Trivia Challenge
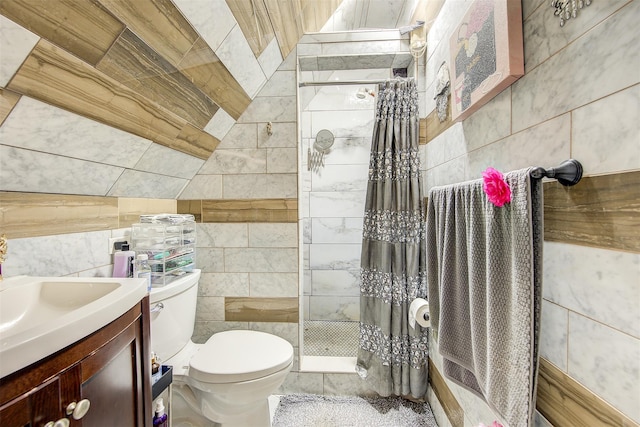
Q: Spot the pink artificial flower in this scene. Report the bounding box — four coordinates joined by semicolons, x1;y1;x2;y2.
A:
482;167;511;207
490;422;504;427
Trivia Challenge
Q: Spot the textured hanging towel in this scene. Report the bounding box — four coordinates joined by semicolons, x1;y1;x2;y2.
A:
426;168;542;427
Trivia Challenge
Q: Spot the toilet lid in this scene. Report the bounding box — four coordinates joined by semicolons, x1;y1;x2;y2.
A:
189;330;294;384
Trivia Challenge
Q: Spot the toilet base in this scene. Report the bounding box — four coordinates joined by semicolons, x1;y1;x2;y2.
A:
209;400;270;427
173;383;273;427
172;384;216;427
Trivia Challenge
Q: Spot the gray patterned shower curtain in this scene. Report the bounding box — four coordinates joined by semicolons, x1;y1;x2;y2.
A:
355;78;429;399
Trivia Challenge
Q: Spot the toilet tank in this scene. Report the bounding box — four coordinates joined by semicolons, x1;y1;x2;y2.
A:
149;269;201;361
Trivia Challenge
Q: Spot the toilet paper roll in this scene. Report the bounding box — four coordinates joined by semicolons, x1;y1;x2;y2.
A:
409;298;431;329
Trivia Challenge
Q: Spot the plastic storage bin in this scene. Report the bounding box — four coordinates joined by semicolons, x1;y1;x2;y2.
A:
131;214;196;287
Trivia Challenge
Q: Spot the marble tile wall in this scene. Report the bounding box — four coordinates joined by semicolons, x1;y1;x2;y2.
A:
193;223;298;378
4;227;130;278
175;50;302;370
192;221;298;339
423;0;640;425
179;50;297;200
173;0;289;99
0;96;204;198
0;15;38;87
297;33;411;79
1;195;178;276
1;0;328;202
0;0;421;402
0;14;212;199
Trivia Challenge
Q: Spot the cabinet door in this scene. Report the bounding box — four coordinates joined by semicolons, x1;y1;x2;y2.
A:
0;392;30;427
79;319;145;427
0;376;70;427
0;299;151;427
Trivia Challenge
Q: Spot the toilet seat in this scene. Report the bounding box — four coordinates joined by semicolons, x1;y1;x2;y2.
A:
189;330;293;384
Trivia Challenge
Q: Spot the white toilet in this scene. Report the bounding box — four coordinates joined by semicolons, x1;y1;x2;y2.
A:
149;269;294;426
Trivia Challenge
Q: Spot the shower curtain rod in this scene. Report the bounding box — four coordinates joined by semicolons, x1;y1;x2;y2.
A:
298;79;390;87
529;159;583;186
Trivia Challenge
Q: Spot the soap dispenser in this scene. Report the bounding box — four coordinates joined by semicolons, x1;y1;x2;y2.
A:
153;398;168;427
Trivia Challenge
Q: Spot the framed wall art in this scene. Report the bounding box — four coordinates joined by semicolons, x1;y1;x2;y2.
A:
450;0;524;122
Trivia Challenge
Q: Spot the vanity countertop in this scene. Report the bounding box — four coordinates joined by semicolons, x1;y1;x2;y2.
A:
0;275;147;378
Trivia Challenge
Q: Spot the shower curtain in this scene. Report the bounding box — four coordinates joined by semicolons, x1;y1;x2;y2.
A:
356;78;429;399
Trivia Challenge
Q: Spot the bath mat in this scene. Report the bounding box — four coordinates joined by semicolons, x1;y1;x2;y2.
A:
272;394;438;427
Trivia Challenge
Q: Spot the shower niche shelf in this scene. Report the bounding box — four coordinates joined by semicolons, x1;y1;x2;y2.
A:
131;214;196;287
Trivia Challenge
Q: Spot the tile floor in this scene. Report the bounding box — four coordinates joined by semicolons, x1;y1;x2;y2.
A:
303;320;359;357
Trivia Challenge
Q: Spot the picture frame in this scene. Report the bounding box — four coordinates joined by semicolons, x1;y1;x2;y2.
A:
450;0;524;122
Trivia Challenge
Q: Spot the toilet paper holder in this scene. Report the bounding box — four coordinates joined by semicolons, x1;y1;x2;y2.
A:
409;298;431;328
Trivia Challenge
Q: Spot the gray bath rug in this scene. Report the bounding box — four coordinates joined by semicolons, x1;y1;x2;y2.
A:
272;394;438;427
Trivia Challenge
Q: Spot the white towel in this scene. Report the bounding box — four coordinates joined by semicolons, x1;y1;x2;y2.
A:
426;168;543;427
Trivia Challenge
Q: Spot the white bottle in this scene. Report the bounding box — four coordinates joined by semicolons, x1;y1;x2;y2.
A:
135;254;152;292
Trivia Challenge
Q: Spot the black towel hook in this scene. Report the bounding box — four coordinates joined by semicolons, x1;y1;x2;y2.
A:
530;159;583;186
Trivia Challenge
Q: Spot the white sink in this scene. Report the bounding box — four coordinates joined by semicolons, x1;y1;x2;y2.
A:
0;275;147;378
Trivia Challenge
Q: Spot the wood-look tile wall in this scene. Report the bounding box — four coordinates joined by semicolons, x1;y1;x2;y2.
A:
117;198;179;228
0;0;341;160
0;192;176;239
226;0;276;58
544;171;640;253
178;199;298;223
2;0;220;158
0;0;125;66
264;0;341;58
0;89;20;126
421;100;453;145
0;192;118;239
419;116;427;145
428;359;464;427
96;28;220;128
430;356;638;427
9;39;218;160
97;0;200;65
178;38;251;121
0;193;299;238
225;297;298;323
182;199;298;325
537;358;637;427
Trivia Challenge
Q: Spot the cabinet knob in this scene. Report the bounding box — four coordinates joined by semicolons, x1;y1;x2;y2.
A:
66;398;91;420
44;418;70;427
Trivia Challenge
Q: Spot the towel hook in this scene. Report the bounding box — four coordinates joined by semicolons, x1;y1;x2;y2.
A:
530;159;583;186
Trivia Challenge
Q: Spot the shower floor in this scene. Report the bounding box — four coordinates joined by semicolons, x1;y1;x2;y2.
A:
303;320;359;357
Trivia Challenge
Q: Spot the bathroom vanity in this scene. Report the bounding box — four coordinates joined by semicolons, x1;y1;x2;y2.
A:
0;296;152;426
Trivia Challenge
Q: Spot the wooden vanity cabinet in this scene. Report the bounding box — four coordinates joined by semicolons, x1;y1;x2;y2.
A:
0;296;152;427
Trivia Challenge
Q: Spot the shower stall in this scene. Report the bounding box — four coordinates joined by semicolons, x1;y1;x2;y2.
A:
296;30;414;363
300;75;376;358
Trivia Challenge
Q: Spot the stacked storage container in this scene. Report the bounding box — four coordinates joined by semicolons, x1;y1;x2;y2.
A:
131;214;196;287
